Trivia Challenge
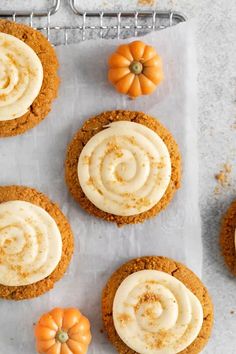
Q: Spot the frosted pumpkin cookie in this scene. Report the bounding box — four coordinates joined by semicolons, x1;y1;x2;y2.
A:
102;256;214;354
0;185;74;300
220;199;236;275
65;110;181;226
0;20;59;137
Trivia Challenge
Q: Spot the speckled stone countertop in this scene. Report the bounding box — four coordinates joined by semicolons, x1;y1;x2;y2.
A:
1;0;236;353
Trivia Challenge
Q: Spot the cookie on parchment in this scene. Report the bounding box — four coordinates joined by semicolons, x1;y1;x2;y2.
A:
220;199;236;275
65;110;181;226
102;256;214;354
0;20;59;137
0;185;74;300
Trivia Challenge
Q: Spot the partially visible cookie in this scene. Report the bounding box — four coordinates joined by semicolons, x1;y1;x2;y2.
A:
0;185;74;300
102;256;214;354
0;20;59;137
220;200;236;275
65;110;181;226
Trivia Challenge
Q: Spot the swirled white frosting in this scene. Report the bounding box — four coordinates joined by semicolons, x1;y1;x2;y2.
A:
0;201;62;286
77;121;171;216
0;32;43;121
113;270;203;354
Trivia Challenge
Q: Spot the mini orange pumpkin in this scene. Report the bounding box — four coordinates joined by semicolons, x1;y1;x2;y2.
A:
35;307;92;354
108;40;164;98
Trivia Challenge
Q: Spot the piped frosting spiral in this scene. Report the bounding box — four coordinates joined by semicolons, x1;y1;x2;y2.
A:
113;270;203;354
77;121;171;216
0;201;62;286
0;32;43;121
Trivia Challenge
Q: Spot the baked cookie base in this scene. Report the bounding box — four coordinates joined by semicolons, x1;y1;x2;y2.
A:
65;110;181;226
102;256;214;354
0;185;74;300
0;20;59;137
220;200;236;275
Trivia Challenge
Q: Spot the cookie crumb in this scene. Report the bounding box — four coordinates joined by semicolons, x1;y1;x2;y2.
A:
117;313;133;326
214;185;221;195
138;0;156;5
230;122;236;130
215;163;232;187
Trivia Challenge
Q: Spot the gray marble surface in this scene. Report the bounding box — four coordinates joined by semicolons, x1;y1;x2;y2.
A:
1;0;236;353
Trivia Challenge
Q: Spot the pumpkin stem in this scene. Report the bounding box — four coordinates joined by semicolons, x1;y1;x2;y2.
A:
130;61;143;75
56;330;69;344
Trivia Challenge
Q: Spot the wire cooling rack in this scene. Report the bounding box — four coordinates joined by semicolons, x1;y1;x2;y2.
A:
0;0;187;44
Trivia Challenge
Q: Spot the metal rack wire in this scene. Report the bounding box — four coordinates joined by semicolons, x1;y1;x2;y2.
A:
0;0;187;44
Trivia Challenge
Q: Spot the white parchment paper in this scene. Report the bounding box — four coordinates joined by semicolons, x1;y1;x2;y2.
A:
0;21;201;354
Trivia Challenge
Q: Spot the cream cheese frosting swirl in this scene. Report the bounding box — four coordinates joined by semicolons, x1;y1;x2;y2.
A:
0;201;62;286
77;121;171;216
113;270;203;354
0;32;43;121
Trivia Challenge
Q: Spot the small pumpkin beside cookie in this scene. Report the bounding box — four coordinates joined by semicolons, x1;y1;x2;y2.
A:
35;307;92;354
108;40;164;98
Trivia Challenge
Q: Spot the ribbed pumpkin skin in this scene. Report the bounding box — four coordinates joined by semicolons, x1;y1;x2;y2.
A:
108;40;164;98
35;307;92;354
